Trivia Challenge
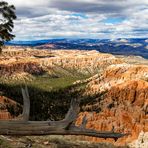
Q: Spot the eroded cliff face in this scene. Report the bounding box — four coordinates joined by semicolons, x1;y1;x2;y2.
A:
0;48;123;80
0;62;44;76
85;64;148;94
77;64;148;145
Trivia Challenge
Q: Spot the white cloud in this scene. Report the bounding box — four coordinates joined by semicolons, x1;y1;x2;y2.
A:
5;0;50;7
3;0;148;40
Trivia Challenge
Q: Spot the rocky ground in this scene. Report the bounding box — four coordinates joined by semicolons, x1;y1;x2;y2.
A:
0;135;129;148
0;46;147;147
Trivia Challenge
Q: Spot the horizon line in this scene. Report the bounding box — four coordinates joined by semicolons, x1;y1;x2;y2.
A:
7;37;148;42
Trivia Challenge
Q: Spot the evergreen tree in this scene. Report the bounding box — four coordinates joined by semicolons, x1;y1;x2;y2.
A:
0;1;16;52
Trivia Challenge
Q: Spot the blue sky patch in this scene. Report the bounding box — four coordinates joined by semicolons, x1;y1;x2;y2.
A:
103;18;124;24
71;13;88;19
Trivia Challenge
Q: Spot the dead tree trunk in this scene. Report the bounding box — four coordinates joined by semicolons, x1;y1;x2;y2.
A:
0;87;129;140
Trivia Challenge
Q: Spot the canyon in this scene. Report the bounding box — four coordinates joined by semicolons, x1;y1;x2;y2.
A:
0;46;148;147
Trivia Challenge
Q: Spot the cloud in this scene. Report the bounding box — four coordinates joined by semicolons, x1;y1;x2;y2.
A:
50;0;125;14
3;0;148;40
5;0;51;18
4;0;50;7
50;0;148;16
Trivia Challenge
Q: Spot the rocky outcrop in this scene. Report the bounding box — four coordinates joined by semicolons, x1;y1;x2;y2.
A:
0;48;123;80
0;62;45;81
77;64;148;145
0;62;44;75
38;50;123;76
128;131;148;148
0;96;21;120
85;64;148;95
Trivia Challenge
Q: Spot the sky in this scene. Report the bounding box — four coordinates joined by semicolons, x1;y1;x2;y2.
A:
4;0;148;40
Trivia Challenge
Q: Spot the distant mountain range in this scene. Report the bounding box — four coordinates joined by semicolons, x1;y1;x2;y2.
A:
6;38;148;59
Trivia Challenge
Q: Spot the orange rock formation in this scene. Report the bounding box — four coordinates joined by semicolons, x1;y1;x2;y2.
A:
77;64;148;145
0;47;148;146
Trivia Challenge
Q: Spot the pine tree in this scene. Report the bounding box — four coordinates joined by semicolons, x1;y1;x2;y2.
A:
0;1;16;52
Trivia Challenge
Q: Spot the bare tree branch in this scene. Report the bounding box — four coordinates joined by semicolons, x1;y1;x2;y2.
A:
0;86;129;140
0;120;129;139
21;86;30;121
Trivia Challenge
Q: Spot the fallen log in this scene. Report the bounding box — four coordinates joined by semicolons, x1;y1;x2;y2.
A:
0;86;129;139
